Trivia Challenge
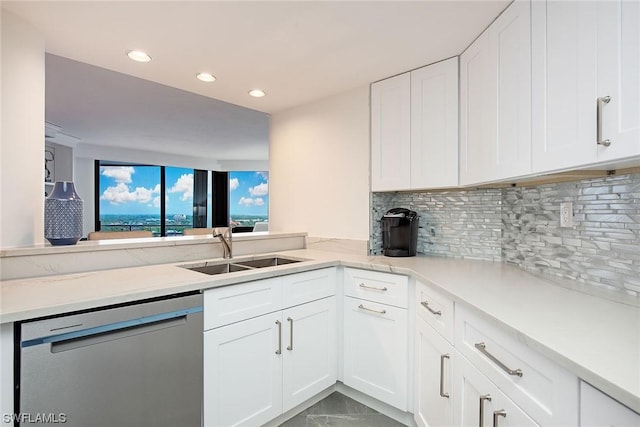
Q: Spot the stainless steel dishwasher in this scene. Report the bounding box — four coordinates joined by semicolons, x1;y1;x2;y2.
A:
17;292;203;427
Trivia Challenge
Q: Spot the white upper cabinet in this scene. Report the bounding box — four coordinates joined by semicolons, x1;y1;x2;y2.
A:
596;0;640;162
411;58;459;189
371;58;459;191
460;0;531;185
532;0;640;172
371;73;411;191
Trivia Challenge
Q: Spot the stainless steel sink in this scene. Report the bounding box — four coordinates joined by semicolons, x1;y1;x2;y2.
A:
181;256;303;276
183;262;251;275
233;257;301;269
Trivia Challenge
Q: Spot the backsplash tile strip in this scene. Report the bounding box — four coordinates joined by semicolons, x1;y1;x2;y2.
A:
371;173;640;297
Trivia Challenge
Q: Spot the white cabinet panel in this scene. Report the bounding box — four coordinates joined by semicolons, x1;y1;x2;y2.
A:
204;277;282;330
414;318;455;427
455;353;540;427
455;304;578;426
580;381;640;427
532;0;598;171
411;57;459;189
204;312;283;427
371;73;411;191
596;0;640;162
343;267;408;308
282;297;337;412
343;296;408;410
491;0;531;179
281;267;336;308
532;0;640;172
461;0;531;185
460;30;494;185
415;280;454;344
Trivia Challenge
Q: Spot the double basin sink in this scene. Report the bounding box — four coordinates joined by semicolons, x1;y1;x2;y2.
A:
181;256;303;276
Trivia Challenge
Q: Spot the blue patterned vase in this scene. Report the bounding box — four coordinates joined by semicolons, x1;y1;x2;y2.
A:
45;181;83;245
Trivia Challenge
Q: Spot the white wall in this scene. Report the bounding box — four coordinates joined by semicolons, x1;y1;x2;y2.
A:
0;10;45;248
269;86;370;240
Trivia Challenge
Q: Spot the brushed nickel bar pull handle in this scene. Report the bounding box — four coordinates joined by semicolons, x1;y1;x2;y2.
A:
439;354;450;398
475;342;523;377
286;317;293;351
493;410;507;427
359;283;388;292
275;320;282;355
597;96;611;147
479;394;492;427
421;300;442;316
358;304;386;315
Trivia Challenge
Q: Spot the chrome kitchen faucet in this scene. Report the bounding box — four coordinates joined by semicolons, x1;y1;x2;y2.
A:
213;227;233;259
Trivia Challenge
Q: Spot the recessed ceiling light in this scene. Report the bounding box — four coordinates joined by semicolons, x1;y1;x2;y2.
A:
127;50;152;63
196;73;216;83
248;89;266;98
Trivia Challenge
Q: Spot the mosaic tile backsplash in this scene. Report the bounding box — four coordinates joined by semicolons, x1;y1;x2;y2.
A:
371;173;640;296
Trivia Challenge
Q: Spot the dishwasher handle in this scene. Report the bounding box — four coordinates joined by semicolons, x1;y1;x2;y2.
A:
22;306;203;353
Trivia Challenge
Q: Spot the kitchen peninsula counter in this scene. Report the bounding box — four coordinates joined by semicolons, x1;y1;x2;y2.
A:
1;247;638;414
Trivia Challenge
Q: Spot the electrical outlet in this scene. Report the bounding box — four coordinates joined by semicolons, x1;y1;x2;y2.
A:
560;202;573;227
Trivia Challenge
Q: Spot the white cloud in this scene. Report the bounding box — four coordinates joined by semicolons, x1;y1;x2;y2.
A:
168;173;193;201
249;182;268;197
101;166;135;184
238;197;264;207
101;182;160;205
229;178;239;191
255;171;269;180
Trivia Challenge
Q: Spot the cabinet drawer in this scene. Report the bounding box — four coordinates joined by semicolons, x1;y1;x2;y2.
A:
282;267;336;308
455;304;578;426
343;267;408;308
415;280;454;343
204;277;282;330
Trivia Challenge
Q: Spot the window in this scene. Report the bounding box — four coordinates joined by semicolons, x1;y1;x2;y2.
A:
97;163;162;235
229;171;269;230
96;162;268;236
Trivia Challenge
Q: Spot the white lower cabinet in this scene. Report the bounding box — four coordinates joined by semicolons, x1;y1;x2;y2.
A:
343;296;408;411
204;311;283;427
204;296;336;427
282;297;337;411
203;268;337;427
580;381;640;427
414;317;455;427
455;353;539;427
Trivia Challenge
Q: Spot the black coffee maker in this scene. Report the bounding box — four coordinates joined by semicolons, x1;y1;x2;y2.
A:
381;208;419;257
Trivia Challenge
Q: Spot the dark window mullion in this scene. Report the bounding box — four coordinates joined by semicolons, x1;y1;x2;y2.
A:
160;166;166;237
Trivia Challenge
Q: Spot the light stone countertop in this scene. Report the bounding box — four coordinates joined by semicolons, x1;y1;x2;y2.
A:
1;248;638;413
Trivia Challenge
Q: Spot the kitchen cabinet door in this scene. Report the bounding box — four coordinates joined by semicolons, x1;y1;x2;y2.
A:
343;296;408;410
460;29;494;185
460;0;531;185
454;353;539;427
203;312;283;427
595;0;640;163
532;1;599;172
371;73;411;191
414;318;455;427
410;57;459;189
282;297;337;412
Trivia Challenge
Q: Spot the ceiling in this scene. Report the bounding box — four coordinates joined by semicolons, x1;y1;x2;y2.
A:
3;0;509;160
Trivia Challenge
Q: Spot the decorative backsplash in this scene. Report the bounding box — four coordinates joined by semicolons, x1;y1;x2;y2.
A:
371;172;640;297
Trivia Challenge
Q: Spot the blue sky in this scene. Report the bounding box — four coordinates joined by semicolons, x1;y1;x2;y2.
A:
99;166;267;217
229;171;269;217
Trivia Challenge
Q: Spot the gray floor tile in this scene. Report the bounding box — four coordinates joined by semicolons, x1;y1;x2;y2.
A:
279;392;406;427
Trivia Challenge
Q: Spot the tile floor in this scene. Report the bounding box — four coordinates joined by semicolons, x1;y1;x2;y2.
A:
279;392;407;427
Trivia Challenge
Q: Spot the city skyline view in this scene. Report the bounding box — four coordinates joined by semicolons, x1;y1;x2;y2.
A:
99;165;269;220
